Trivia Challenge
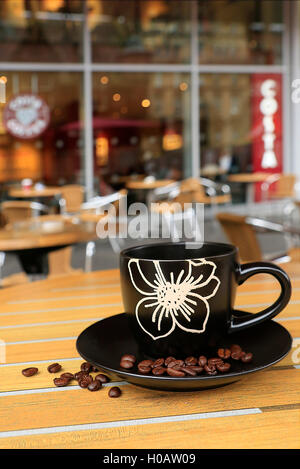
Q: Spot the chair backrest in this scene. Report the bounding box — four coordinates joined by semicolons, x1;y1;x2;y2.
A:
276;174;296;197
1;201;48;225
175;178;207;204
60;185;84;213
216;212;263;262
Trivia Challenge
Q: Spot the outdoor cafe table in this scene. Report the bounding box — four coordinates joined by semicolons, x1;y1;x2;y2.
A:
126;179;175;206
8;186;62;199
0;258;299;449
0;215;96;276
228;173;272;204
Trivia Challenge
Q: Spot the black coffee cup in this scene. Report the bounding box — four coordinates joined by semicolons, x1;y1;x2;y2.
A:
120;241;291;357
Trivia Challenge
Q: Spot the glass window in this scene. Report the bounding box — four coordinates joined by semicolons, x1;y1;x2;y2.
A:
90;0;191;64
0;0;84;63
92;72;191;193
200;73;283;189
198;0;283;65
0;71;84;184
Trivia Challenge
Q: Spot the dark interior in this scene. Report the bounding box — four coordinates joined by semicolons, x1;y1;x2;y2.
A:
121;242;235;260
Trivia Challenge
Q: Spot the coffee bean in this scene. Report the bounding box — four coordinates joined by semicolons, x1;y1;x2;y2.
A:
87;379;102;391
217;348;231;359
95;374;110;384
120;359;134;369
182;366;197;376
120;354;136;363
152;366;166;375
47;363;62;373
231;350;242;360
241;352;253;363
53;377;70;387
198;356;207;367
167;359;184;368
137;364;151;374
108;386;121;398
189;366;204;374
138;359;153;367
167;367;185;377
204;364;217;375
216;362;231;373
81;362;92;373
92;366;99;372
22;367;38;377
152;358;164;368
60;373;74;380
74;371;88;381
78;374;93;388
231;344;242;353
185;356;197;366
165;356;176;366
208;357;223;366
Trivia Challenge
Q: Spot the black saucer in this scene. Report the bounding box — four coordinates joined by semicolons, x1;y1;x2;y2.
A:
76;311;292;391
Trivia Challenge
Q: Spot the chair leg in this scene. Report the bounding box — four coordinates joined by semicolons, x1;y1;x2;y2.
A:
0;252;5;288
85;241;96;272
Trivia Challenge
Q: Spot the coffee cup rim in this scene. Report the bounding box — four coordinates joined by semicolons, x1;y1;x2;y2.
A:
120;241;238;262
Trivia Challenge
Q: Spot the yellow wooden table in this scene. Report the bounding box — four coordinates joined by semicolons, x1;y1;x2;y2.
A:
0;260;299;449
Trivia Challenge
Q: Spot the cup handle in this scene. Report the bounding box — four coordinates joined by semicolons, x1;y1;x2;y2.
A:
229;262;291;333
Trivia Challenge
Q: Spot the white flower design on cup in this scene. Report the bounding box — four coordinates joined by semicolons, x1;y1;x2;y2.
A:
128;258;220;340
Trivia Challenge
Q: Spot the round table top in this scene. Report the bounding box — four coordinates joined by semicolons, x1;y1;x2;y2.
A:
0;215;96;251
8;186;62;198
227;173;272;183
126;179;175;190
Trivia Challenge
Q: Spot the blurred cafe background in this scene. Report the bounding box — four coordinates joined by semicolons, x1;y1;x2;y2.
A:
0;0;300;284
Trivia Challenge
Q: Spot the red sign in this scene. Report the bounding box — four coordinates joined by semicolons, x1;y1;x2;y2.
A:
3;93;50;139
251;74;282;200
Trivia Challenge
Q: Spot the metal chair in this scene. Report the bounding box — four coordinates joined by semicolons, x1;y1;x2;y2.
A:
1;201;49;224
59;185;85;214
80;190;128;269
216;212;290;263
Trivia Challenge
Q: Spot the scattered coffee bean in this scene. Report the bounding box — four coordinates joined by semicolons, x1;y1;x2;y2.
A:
167;359;184;368
60;372;74;380
231;350;242;360
120;354;136;363
78;374;93;388
185;356;197;366
165;356;176;366
74;371;88;381
95;373;110;384
120;359;134;369
189;366;204;374
22;367;38;377
152;358;164;368
108;386;122;398
182;366;197;376
217;348;231;359
241;352;253;363
231;344;242;353
152;366;166;376
204;364;217;375
138;359;153;367
47;363;62;373
137;364;151;374
198;356;207;367
53;377;70;387
81;362;92;373
216;362;231;373
167;367;185;377
208;357;223;366
87;379;102;391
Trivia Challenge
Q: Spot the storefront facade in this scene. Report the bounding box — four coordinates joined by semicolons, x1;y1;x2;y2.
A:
0;0;298;199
